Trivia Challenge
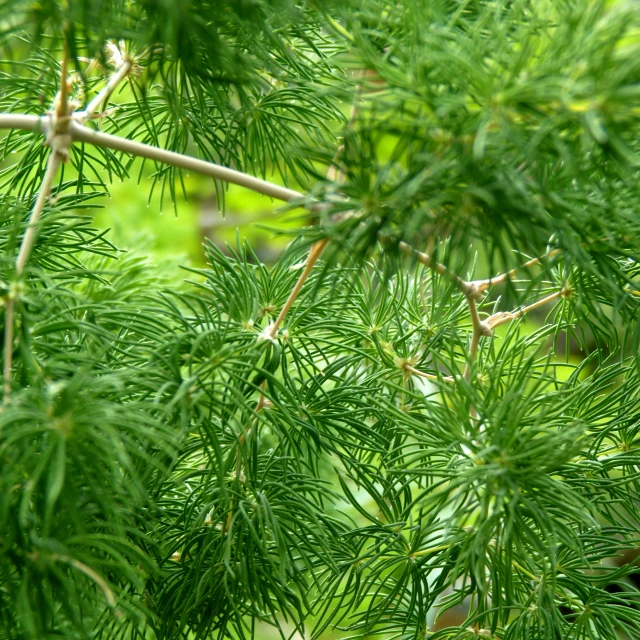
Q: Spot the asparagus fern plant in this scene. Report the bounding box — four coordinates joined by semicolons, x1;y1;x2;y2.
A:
2;1;640;638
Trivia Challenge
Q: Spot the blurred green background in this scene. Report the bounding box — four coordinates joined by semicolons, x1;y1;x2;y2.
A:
92;171;295;269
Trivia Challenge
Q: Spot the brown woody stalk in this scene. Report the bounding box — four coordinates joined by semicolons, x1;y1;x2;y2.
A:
470;248;561;293
397;240;489;380
2;49;70;400
4;151;63;400
82;58;133;120
264;72;367;341
399;242;566;383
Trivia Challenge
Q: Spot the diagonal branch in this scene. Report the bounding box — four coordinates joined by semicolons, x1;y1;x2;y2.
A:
4;144;63;401
485;287;568;331
0;114;306;205
404;365;455;384
3;106;67;401
82;58;133;121
226;77;359;507
261;75;367;341
470;248;561;293
398;241;482;301
265;238;329;340
15;152;63;275
396;240;489;381
70;121;306;204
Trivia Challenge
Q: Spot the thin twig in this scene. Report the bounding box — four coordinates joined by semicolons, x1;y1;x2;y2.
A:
471;248;561;293
457;286;567;391
398;241;481;300
485;289;566;330
266;238;329;340
15;152;63;275
82;59;133;120
405;365;455;384
263;75;366;340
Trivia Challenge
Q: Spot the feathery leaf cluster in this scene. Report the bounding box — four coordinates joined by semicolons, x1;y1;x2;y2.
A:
1;1;640;639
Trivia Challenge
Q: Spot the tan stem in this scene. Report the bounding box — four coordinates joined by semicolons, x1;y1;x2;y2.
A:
464;296;486;421
471;248;561;292
3;150;62;402
268;238;329;339
16;152;62;275
0;114;306;205
56;43;70;121
3;298;14;399
0;114;41;131
264;76;364;339
513;289;564;317
486;289;564;330
398;241;480;300
70;121;306;204
405;365;454;384
464;297;486;381
83;59;133;119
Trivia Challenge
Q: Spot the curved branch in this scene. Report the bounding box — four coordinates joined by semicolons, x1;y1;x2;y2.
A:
471;248;562;293
69;122;305;204
398;241;481;300
83;59;133;119
0;114;306;205
3;149;62;402
16;151;63;275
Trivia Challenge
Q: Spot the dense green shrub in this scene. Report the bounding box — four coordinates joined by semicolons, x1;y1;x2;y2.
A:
2;1;640;638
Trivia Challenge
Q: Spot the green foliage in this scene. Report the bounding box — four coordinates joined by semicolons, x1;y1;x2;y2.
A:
1;1;640;639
